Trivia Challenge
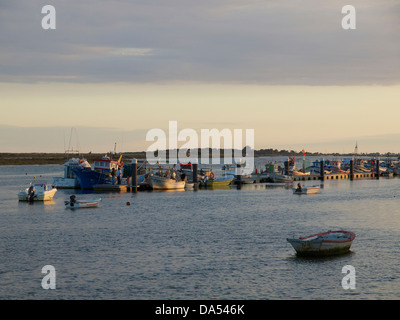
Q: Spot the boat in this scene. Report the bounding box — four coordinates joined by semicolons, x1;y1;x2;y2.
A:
222;160;252;177
52;158;91;189
204;176;234;187
381;171;393;178
287;230;356;256
185;182;194;188
149;175;186;190
309;159;331;175
180;162;195;176
292;170;310;176
324;160;347;173
65;195;102;209
93;184;128;191
18;182;57;201
292;185;320;194
264;162;293;183
72;154;124;190
269;173;293;183
287;156;296;173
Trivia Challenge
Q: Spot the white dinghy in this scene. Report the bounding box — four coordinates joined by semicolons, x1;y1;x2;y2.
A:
65;195;102;209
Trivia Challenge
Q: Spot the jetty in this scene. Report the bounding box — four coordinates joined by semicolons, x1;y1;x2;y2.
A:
292;172;374;181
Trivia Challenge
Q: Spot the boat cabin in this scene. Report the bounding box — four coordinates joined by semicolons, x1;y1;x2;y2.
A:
324;159;341;169
180;162;193;171
31;182;50;191
93;156;123;173
64;158;90;179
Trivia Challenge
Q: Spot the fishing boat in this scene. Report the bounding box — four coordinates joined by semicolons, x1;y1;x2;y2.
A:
309;159;331;175
149;175;186;190
292;185;320;194
52;158;91;189
65;195;102;209
269;173;293;183
180;162;195;176
204;176;234;187
287;230;356;256
18;182;57;202
325;160;347;173
264;162;293;183
72;154;124;190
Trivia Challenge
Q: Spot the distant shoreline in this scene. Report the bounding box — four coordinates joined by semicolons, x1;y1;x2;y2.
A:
1;150;397;166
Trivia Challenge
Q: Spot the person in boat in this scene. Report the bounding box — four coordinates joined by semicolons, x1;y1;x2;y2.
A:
28;183;35;201
116;168;121;185
181;172;186;182
69;194;76;207
111;167;116;185
296;183;302;192
171;170;176;180
28;183;34;195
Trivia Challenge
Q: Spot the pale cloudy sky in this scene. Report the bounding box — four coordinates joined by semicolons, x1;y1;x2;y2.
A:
0;0;399;153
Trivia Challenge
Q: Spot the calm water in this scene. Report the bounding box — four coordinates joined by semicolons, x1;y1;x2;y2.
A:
1;161;400;300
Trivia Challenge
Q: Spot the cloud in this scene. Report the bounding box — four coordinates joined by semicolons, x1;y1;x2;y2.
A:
0;0;399;85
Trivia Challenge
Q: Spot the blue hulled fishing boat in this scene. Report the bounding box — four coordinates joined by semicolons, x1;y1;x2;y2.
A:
72;154;123;189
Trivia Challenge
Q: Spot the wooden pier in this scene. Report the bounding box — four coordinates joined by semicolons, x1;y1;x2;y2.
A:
292;172;375;181
231;171;382;185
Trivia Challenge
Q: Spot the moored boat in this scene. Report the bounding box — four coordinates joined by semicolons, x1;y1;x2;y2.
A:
18;182;57;201
185;182;194;188
287;230;356;256
309;159;332;175
204;176;234;187
292;170;310;176
269;173;293;183
149;175;186;190
52;158;91;189
72;154;124;190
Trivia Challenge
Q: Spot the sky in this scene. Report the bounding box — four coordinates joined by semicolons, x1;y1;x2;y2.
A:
0;0;399;154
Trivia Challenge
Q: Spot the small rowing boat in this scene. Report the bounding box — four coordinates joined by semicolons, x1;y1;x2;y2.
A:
287;230;356;256
292;185;320;194
65;195;102;209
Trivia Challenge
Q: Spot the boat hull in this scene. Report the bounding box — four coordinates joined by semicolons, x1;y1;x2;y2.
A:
150;176;186;190
205;177;233;187
292;170;310;176
65;198;101;209
185;182;194;188
292;186;320;194
287;230;355;257
18;188;57;201
269;173;293;183
52;177;79;189
72;168;113;190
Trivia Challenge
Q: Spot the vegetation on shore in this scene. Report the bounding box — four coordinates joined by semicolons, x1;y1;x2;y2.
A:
0;148;396;166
